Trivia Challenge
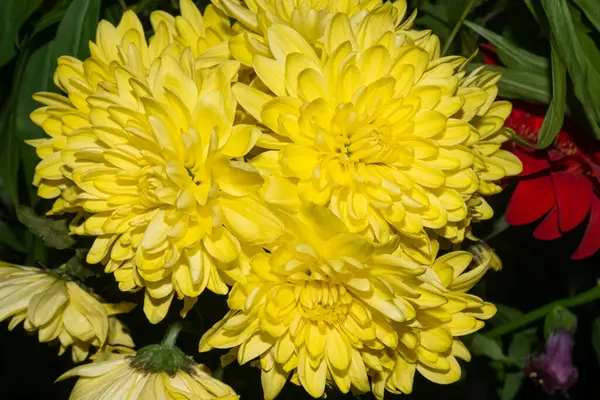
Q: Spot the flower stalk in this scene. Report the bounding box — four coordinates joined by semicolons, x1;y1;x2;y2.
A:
486;284;600;338
442;0;478;55
161;322;183;348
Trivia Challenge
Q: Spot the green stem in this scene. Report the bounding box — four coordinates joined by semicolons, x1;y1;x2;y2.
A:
486;285;600;338
131;0;159;13
161;322;183;347
441;0;478;56
523;0;540;22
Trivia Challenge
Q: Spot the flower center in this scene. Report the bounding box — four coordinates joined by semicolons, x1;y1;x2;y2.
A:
185;166;203;186
298;282;352;323
138;166;168;208
333;123;407;165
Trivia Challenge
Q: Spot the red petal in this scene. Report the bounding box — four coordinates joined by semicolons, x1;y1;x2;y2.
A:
534;207;562;240
480;44;500;66
551;171;593;232
572;195;600;259
506;175;555;225
514;148;551;177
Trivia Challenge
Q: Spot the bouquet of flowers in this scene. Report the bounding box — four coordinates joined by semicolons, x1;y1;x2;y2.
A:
0;0;599;399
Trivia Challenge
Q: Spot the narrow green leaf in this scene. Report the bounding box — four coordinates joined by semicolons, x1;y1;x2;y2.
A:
32;0;73;36
441;0;478;56
542;0;600;138
500;372;525;400
14;0;101;206
0;108;20;206
464;21;549;73
0;220;27;252
0;34;33;206
50;0;101;63
15;43;52;206
572;0;600;33
0;0;43;67
102;3;124;26
16;206;76;250
592;317;600;366
468;63;551;104
535;41;567;148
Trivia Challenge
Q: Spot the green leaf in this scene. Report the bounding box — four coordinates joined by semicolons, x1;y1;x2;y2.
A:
65;249;103;279
508;329;537;366
542;0;600;138
464;21;549;73
494;304;525;324
592;317;600;366
469;63;551;104
0;0;43;67
500;372;525;400
416;14;451;42
102;3;124;26
572;0;600;33
50;0;101;63
16;206;76;250
469;334;513;363
0;108;20;206
0;220;27;253
13;0;101;206
32;0;73;36
15;43;52;206
535;40;567;148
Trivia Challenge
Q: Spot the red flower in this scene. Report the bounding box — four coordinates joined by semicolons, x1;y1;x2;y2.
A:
503;108;600;259
480;43;600;258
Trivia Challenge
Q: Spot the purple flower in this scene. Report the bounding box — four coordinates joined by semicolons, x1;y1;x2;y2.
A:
525;332;578;396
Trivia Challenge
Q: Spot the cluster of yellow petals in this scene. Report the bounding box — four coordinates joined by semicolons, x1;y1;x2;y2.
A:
0;262;134;362
29;1;284;323
200;205;498;399
228;4;521;261
58;352;239;399
212;0;425;65
24;0;518;397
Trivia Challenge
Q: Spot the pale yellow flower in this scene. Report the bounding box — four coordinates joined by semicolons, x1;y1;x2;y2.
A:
0;262;134;362
199;205;497;399
28;4;284;323
58;351;238;399
228;5;521;262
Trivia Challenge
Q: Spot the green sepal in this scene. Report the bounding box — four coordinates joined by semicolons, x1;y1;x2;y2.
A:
544;306;578;338
130;344;195;376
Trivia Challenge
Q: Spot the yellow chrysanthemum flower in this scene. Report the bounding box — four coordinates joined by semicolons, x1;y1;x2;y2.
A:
150;0;233;61
0;262;135;362
212;0;436;68
58;351;238;399
229;5;521;261
199;205;497;399
28;4;284;323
